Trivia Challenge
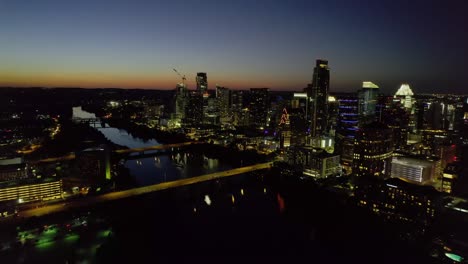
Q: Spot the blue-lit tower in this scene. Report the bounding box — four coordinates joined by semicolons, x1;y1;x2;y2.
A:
334;93;359;173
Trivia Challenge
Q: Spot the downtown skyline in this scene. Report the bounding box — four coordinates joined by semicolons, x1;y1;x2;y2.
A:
1;0;467;94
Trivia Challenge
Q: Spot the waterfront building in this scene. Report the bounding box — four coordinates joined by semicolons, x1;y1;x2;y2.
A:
0;178;63;204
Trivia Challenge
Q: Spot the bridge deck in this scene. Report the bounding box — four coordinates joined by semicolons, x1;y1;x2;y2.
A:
13;162;273;220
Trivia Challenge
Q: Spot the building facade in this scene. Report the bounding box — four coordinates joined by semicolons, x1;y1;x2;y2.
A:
353;122;394;178
307;59;330;137
249;88;269;129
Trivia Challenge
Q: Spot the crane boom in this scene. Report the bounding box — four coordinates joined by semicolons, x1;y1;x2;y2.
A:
173;68;186;84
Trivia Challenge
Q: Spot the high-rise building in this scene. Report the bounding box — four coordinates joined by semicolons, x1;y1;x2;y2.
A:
307;59;330;137
279;108;291;148
186;91;204;126
216;85;230;119
334;93;359;172
378;95;410;150
195;72;209;124
249;88;269;129
289;99;307;146
353;122;394;178
394;84;417;133
358;81;379;125
174;82;188;122
196;72;208;95
327;96;339;137
231;90;244;126
462;97;468;145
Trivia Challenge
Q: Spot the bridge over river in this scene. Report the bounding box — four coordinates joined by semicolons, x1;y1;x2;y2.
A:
12;162;273;220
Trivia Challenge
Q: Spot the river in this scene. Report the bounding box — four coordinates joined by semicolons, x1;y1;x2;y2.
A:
73;106;233;186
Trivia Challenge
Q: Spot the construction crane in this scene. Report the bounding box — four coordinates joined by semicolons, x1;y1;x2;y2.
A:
173;68;186;85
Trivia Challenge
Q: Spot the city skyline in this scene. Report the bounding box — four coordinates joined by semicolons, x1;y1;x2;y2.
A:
1;0;467;94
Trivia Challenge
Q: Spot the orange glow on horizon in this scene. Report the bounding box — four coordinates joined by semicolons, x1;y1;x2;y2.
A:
0;71;303;90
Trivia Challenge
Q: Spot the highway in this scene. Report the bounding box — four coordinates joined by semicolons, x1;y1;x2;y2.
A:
31;153;76;164
16;162;273;219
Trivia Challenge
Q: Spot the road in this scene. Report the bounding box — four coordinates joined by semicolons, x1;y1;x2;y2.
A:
15;162;273;219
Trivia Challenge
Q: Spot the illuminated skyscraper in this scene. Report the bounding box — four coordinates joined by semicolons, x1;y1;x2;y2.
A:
353;122;394;178
358;81;379;125
279;108;291;148
334;93;359;173
174;82;188;122
394;83;417;133
307;59;330;137
249;88;269;128
216;85;230;119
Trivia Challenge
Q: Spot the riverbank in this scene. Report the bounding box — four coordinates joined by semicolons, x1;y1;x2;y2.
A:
105;118;187;144
24;119;125;161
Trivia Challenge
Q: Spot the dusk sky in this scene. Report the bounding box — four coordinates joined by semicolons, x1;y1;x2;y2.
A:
1;0;467;94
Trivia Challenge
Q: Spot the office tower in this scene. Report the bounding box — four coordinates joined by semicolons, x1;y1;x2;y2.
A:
249;88;269;129
327;96;339;137
307;59;330;137
394;84;417;133
353;122;394;178
334;93;359;173
230;90;244;126
416;97;448;131
216;85;230;119
378;95;410;150
302;149;341;178
289;99;307;146
463;97;468;145
279;108;291;148
394;84;414;109
186;91;204;126
196;72;208;95
358;81;379;125
390;156;440;184
174;82;188;121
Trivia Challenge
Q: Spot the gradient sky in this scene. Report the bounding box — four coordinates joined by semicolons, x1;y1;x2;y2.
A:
1;0;467;94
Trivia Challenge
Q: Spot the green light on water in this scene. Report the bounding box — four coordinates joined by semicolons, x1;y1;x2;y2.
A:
445;252;464;262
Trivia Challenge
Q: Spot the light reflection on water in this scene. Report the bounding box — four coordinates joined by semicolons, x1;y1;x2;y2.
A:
78;115;231;186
